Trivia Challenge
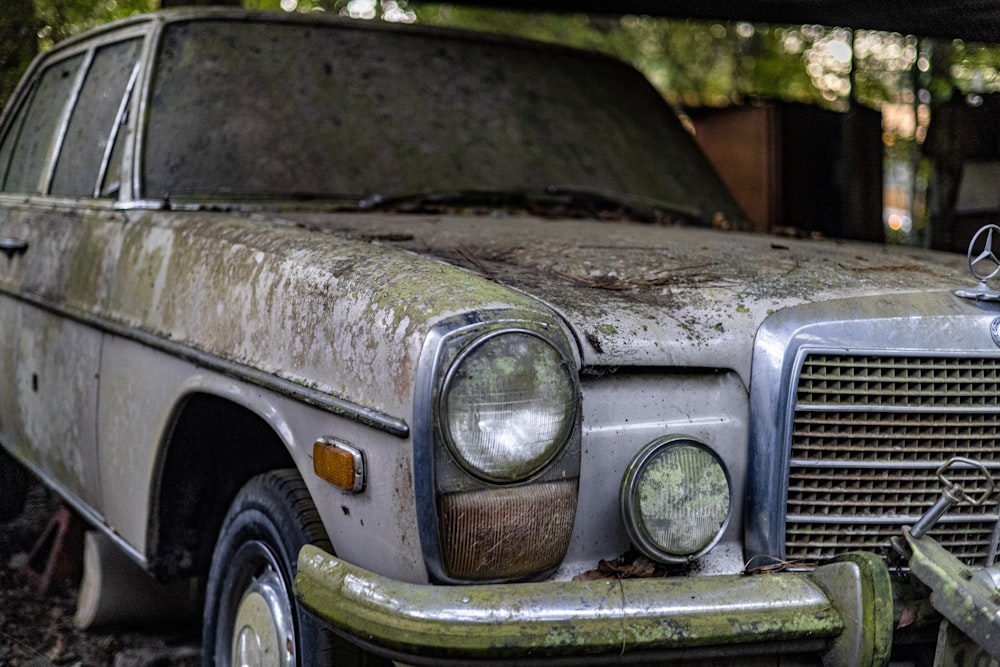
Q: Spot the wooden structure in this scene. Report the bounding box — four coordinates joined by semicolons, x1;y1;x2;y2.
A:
690;102;884;242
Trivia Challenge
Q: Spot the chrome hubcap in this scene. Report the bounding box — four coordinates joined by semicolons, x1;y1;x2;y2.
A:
231;565;295;667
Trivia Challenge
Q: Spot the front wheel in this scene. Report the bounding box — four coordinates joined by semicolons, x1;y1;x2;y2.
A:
202;469;372;667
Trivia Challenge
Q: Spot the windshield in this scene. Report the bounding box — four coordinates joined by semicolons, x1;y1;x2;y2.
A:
144;18;741;222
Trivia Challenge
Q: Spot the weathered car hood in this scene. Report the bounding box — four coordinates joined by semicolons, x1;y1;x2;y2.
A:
279;211;972;379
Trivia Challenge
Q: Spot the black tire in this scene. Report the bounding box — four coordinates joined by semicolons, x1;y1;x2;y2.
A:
0;447;29;522
202;469;376;667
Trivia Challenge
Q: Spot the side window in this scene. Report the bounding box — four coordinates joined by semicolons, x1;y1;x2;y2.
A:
1;54;84;194
0;93;29;186
51;38;141;197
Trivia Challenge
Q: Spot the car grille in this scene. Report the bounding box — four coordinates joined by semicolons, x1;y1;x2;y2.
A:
786;353;1000;566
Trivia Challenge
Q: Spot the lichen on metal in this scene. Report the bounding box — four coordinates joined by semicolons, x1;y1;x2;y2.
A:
295;545;879;661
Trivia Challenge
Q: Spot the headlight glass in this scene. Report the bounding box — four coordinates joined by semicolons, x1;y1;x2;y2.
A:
442;331;576;483
621;438;732;563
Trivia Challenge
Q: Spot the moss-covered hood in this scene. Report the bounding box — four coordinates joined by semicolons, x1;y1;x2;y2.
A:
281;211;973;378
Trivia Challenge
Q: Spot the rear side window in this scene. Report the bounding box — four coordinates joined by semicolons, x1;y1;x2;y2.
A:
0;54;84;193
0;36;141;197
51;38;141;197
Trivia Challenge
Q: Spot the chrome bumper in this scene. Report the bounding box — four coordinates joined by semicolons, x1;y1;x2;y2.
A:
294;547;893;665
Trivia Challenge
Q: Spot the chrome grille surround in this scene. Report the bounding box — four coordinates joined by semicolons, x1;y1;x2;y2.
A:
788;354;1000;564
745;292;1000;567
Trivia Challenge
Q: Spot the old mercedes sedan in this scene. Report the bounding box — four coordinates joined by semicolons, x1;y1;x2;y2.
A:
2;6;999;666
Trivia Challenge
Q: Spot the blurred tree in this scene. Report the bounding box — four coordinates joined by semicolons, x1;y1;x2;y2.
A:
162;0;240;5
0;0;37;105
0;0;240;101
34;0;158;50
6;0;1000;119
4;0;1000;204
406;6;924;112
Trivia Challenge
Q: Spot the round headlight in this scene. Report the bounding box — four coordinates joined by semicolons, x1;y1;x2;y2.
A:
620;437;732;564
441;331;576;483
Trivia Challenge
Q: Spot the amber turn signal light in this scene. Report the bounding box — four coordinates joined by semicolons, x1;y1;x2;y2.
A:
313;439;365;493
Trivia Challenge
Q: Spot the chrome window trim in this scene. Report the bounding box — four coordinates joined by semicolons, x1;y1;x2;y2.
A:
39;49;93;195
0;50;88;194
94;56;142;198
745;290;1000;564
131;15;168;202
0;21;153;198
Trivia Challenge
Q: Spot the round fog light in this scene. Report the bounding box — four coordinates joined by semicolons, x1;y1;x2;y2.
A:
620;437;732;564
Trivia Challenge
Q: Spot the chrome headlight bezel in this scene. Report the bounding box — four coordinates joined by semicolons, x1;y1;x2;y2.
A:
620;436;733;564
414;311;582;584
439;328;577;484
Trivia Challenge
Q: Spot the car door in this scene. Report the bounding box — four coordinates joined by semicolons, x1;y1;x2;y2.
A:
0;33;143;512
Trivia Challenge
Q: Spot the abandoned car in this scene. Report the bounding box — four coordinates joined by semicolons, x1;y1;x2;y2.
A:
2;6;1000;666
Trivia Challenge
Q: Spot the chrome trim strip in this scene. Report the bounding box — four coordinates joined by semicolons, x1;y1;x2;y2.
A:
787;514;1000;525
94;57;141;198
794;403;1000;414
789;459;1000;469
41;49;94;194
0;286;410;438
130;16;166;201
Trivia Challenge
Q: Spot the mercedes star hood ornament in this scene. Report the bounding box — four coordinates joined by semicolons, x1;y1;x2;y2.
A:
955;224;1000;301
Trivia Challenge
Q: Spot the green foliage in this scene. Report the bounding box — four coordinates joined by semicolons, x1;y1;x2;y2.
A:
408;6;1000;116
407;5;919;112
5;0;1000;125
0;0;157;102
35;0;158;50
950;40;1000;94
0;0;36;105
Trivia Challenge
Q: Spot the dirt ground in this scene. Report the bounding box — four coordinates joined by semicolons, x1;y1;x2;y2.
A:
0;479;201;667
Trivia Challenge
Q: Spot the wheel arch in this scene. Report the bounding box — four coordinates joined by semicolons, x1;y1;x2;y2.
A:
145;390;295;581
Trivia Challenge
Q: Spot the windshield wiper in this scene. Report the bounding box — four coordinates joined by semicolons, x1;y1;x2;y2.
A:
157;187;702;223
537;186;705;224
357;187;704;224
156;190;366;210
358;189;527;212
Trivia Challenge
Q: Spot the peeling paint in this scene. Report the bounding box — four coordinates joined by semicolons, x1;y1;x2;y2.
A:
280;211;969;379
99;210;547;418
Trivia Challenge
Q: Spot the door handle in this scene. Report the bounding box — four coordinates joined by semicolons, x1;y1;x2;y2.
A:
0;237;28;259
